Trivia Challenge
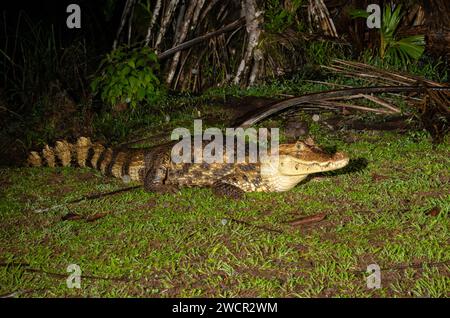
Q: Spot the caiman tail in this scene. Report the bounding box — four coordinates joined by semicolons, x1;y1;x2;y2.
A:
27;137;145;182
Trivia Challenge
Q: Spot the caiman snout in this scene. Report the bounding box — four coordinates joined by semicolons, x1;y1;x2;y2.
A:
330;152;349;168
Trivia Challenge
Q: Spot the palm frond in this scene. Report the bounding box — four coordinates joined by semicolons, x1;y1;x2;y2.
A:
380;4;425;63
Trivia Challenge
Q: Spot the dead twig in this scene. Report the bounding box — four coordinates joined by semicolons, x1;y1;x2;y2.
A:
0;262;136;283
227;218;283;234
157;18;245;60
311;100;394;114
360;94;401;113
287;212;327;227
237;85;449;128
33;185;142;213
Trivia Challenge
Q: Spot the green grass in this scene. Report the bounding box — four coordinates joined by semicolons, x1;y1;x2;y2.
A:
0;125;448;297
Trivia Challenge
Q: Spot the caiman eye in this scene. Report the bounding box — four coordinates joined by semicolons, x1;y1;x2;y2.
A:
295;164;299;170
296;142;305;151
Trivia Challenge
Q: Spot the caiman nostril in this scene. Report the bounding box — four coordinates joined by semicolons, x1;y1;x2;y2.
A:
295;164;299;170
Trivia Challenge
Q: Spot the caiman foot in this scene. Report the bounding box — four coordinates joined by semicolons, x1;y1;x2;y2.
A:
212;182;245;200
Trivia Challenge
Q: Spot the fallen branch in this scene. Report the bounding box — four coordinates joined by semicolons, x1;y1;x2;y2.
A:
0;262;136;283
227;217;283;234
157;18;245;60
237;85;450;128
332;59;447;88
33;185;142;213
360;94;401;113
310;101;394;114
287;212;327;227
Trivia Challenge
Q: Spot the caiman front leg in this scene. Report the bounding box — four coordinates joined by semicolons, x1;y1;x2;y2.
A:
144;166;178;194
143;148;178;194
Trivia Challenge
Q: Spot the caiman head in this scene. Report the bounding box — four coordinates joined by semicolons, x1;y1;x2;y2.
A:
261;137;349;192
277;137;349;175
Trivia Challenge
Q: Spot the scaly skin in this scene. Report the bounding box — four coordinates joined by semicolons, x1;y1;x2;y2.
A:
27;137;349;198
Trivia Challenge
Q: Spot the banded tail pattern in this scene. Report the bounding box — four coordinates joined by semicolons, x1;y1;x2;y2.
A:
27;137;145;182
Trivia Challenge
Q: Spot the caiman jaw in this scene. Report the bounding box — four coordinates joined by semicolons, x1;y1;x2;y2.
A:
309;152;349;172
278;151;349;176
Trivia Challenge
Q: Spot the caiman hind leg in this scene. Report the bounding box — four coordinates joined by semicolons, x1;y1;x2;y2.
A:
211;180;245;200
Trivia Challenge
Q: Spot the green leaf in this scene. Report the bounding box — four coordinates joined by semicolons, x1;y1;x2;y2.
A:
120;66;131;76
349;8;370;19
137;87;145;100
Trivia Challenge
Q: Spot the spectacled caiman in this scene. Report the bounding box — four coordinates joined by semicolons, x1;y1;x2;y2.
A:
27;137;349;198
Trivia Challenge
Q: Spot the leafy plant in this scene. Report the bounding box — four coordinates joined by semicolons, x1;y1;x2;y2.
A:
348;8;370;19
380;4;425;63
305;40;347;65
350;4;425;65
264;0;303;33
91;46;165;109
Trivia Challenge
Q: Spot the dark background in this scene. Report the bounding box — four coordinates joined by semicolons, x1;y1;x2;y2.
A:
1;0;120;50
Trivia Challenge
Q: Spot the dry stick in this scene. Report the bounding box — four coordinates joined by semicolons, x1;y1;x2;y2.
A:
332;60;447;94
320;93;399;112
216;1;229;23
321;65;408;85
0;288;48;298
226;23;244;47
169;0;204;89
1;260;447;295
360;94;401;113
0;105;23;118
166;0;198;86
310;0;338;37
165;18;245;86
228;218;283;234
127;1;136;46
167;0;205;87
191;47;209;92
155;0;179;51
173;47;192;90
124;3;135;47
233;0;262;86
0;262;137;283
288;212;327;227
434;92;450;113
346;68;414;86
191;0;206;28
198;0;219;25
144;0;162;46
237;86;450;128
311;101;394;114
328;62;447;105
322;65;409;86
33;185;142;213
352;261;450;274
157;18;245;60
333;59;447;87
303;80;353;88
113;0;134;49
173;0;187;45
322;94;366;101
